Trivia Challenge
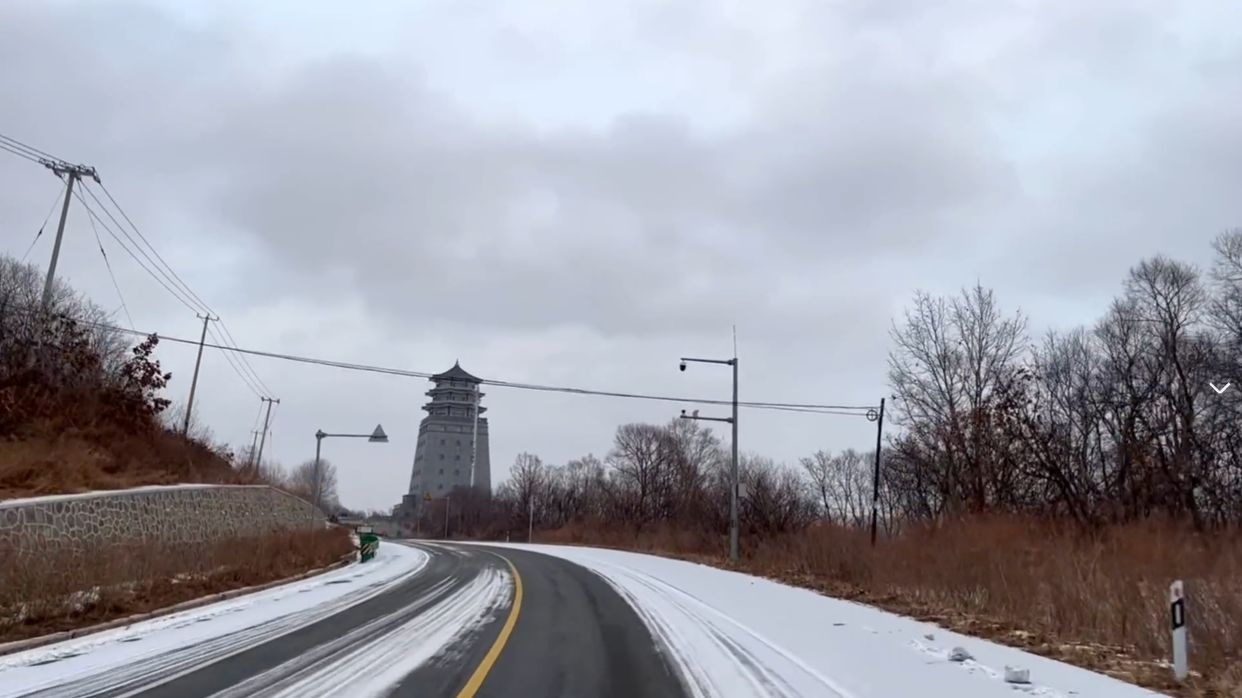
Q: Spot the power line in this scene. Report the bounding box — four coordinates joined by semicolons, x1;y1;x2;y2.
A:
3;132;273;399
250;398;265;434
72;187;204;312
72;186;273;398
0;140;41;164
0;141;39;162
483;377;876;413
0;133;62;162
14;307;874;416
81;195;136;330
206;322;264;398
79;181;204;313
95;181;216;314
84;180;272;397
20;178;68;263
216;318;274;397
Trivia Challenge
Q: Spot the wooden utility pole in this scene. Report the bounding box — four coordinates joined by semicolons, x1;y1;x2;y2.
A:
182;313;218;435
869;397;886;546
247;430;260;466
254;396;280;467
40;162;98;312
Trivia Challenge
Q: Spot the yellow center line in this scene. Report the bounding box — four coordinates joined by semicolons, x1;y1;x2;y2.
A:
456;551;523;698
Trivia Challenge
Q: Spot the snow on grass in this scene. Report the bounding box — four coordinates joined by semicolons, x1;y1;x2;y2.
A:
0;542;429;698
483;543;1166;698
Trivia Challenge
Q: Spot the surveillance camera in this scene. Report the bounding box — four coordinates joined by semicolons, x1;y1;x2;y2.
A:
681;409;687;416
679;361;687;372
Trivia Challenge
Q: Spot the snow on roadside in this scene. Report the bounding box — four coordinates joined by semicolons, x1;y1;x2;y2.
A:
482;543;1166;698
0;542;429;698
0;484;256;508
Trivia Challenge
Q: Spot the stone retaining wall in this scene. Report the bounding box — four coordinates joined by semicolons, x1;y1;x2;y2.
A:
0;485;325;553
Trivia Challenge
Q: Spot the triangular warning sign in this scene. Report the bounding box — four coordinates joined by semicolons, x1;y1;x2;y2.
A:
369;424;388;442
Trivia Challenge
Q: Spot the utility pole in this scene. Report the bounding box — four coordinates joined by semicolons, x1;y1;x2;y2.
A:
528;488;535;543
247;430;260;467
182;313;218;435
730;353;739;562
254;396;280;468
678;346;740;563
869;397;886;547
39;162;99;313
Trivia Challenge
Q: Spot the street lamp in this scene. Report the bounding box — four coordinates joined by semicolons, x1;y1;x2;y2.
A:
311;424;388;520
678;355;739;563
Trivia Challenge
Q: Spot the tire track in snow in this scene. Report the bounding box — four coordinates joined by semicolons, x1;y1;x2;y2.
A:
580;556;856;698
9;548;430;698
208;565;512;698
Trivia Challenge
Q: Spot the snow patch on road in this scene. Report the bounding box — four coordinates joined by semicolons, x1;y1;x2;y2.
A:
0;543;429;698
215;564;513;698
480;543;1164;698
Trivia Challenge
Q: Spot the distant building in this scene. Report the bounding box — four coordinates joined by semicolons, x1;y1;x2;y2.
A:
396;362;491;520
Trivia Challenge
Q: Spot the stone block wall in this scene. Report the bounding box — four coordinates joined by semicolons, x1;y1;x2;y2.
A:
0;485;325;553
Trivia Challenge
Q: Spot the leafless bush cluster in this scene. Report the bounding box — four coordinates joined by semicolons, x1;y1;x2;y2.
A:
0;253;261;498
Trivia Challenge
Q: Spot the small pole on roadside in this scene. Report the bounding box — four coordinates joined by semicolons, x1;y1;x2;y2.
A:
528;492;535;543
867;398;886;547
1170;580;1188;681
444;496;451;539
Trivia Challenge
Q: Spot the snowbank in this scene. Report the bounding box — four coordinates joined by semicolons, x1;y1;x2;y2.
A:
0;543;429;697
484;543;1165;698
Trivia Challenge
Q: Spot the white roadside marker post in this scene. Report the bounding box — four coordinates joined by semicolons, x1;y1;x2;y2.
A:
1170;580;1188;682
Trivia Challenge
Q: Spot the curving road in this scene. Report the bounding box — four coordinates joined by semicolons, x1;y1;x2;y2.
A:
16;542;689;698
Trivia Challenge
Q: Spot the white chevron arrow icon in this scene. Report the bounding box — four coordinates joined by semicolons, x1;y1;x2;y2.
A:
1210;382;1231;394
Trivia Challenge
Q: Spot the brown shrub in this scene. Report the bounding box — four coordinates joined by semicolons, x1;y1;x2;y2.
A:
0;426;260;499
0;526;354;643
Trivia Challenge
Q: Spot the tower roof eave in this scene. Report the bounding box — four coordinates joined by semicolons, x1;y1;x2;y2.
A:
430;360;482;383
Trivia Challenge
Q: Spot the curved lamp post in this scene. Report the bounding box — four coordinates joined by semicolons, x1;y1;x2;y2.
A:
311;424;388;519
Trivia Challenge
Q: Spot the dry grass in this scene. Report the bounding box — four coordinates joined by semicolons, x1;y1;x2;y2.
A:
538;516;1242;697
0;527;354;644
0;425;264;499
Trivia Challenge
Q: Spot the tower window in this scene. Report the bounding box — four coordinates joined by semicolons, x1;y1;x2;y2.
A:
439;468;444;475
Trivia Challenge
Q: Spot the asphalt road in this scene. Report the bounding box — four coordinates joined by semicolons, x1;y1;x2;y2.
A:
22;541;689;698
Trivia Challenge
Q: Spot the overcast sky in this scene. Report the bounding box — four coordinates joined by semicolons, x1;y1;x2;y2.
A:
2;0;1239;511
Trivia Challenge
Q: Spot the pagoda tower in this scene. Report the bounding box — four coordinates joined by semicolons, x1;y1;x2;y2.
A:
401;362;491;516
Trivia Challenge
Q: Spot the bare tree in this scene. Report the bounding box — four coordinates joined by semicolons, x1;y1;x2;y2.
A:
888;284;1027;517
607;423;680;524
290;459;340;513
800;449;872;525
509;452;545;528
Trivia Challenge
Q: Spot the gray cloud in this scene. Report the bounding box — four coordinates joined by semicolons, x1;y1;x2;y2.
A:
1;0;1239;510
